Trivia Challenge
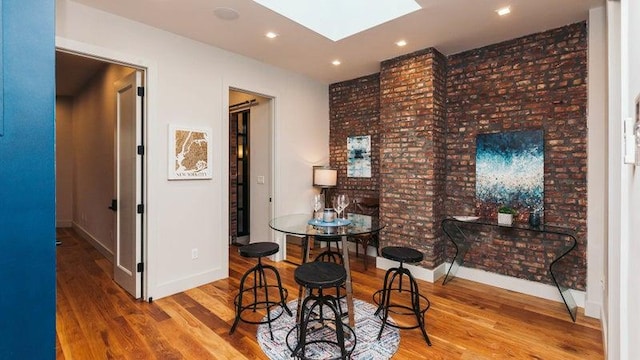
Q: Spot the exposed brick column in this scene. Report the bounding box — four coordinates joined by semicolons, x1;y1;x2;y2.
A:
379;48;448;268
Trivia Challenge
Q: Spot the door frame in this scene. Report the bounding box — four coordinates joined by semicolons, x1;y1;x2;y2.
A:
224;84;280;260
56;37;152;300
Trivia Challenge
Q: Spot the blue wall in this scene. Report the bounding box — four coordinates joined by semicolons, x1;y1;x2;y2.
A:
0;0;56;358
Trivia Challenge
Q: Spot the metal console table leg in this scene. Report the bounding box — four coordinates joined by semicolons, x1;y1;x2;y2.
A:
441;218;578;322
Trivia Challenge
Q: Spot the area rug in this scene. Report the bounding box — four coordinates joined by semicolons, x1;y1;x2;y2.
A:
257;298;400;360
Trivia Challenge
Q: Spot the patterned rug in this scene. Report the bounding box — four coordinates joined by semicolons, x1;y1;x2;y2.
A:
257;298;400;360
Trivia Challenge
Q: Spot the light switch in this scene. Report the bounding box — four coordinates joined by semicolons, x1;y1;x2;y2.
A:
257;176;265;184
624;117;636;164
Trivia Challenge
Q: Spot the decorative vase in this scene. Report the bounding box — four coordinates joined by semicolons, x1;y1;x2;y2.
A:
528;210;541;227
323;208;336;223
497;213;513;226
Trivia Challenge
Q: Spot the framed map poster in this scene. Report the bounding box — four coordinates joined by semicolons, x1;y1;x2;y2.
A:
168;125;212;180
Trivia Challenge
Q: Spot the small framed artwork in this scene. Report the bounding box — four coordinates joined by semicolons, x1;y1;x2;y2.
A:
168;125;212;180
347;135;371;178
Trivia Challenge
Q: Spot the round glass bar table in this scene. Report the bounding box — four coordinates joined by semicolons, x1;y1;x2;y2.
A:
269;213;384;327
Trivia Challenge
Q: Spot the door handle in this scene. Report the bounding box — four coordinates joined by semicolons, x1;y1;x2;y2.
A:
108;199;117;212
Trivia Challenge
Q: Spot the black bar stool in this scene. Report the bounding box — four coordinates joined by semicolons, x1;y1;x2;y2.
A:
373;246;432;346
312;236;344;264
312;236;345;315
286;261;356;360
229;242;292;339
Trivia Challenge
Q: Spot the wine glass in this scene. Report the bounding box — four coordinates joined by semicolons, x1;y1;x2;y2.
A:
332;194;347;220
312;194;323;220
331;194;340;218
338;194;350;219
331;195;339;211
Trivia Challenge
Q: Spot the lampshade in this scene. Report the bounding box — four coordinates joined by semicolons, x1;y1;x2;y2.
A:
312;166;337;187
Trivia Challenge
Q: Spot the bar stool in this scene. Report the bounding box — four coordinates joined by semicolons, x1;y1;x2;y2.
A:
229;242;292;339
312;236;346;314
287;261;356;360
373;246;432;346
312;236;344;264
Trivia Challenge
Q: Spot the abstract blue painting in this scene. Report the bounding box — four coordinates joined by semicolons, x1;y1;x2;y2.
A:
347;135;371;178
476;130;544;213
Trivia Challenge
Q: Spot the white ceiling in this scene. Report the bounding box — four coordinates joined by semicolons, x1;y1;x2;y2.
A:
69;0;604;84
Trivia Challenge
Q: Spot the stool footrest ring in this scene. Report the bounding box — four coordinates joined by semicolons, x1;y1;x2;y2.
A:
372;288;430;319
285;319;356;360
233;287;290;325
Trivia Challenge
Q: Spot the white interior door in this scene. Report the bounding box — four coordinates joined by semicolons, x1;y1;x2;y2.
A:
250;99;272;244
114;71;142;298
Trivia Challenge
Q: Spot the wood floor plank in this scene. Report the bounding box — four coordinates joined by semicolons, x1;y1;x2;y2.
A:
57;266;119;358
56;228;604;359
185;286;237;322
158;296;251;359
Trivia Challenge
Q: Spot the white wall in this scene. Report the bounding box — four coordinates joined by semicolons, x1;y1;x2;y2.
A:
56;0;329;300
70;64;134;260
606;1;623;359
586;7;607;320
56;97;74;227
604;1;640;358
621;0;640;358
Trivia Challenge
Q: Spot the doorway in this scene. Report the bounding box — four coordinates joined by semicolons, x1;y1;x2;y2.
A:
228;89;273;247
233;109;250;241
55;50;145;299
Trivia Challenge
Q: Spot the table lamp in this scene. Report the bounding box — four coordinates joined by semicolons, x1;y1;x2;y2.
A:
312;166;337;206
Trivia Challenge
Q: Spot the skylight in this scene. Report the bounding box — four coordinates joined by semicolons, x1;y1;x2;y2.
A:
252;0;422;42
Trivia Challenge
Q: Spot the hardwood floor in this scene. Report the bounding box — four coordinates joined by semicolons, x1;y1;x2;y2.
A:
56;227;604;359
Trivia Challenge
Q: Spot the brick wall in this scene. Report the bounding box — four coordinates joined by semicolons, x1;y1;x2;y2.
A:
379;48;448;268
446;22;587;289
328;22;587;290
329;74;380;201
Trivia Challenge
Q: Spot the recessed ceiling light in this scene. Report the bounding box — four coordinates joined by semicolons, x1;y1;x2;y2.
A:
396;40;407;47
332;60;341;66
213;7;240;20
496;6;511;16
266;32;278;39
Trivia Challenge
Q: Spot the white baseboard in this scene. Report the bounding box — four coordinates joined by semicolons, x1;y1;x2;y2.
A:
151;267;228;301
72;222;114;262
375;259;587;309
585;299;603;319
600;306;608;358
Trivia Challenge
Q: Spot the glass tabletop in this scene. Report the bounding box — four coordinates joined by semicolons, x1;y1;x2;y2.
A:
269;213;384;237
443;217;578;239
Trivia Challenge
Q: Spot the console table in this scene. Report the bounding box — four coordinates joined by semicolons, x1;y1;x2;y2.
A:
441;218;578;322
